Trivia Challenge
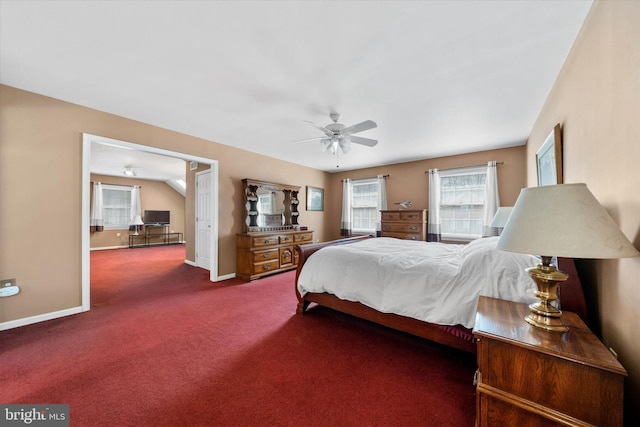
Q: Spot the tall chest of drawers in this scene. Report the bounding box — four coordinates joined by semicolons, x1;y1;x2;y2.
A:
236;230;313;281
380;209;427;241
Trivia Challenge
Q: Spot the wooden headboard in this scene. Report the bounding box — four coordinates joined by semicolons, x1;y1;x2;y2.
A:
557;257;588;324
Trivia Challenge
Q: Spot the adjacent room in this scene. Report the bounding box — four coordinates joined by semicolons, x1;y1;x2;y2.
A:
1;1;639;426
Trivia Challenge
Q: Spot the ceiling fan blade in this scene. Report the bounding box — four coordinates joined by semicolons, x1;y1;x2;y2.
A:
342;120;377;135
350;135;378;147
292;136;327;143
305;121;334;137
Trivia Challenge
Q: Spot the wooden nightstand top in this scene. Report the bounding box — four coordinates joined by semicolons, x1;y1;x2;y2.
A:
473;296;627;376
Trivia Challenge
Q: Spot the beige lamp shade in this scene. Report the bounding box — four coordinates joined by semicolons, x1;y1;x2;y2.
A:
490;207;513;228
497;183;639;259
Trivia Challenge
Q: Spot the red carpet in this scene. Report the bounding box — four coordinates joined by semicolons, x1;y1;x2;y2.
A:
0;245;476;426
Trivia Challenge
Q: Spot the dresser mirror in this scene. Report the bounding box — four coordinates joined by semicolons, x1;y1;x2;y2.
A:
242;179;300;232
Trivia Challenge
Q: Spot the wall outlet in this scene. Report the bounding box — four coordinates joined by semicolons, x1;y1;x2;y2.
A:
2;278;16;287
0;278;19;297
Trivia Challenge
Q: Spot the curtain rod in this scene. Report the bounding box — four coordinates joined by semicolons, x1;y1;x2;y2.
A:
341;174;389;183
424;161;503;173
90;181;141;188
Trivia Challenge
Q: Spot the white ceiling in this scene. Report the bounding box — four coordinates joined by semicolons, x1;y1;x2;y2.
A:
0;1;593;174
90;140;186;182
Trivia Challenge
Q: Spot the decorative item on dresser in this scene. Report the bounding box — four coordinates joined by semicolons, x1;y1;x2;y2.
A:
473;296;626;426
380;209;427;241
237;178;313;281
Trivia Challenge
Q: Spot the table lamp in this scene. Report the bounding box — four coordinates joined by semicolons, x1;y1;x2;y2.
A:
130;215;144;236
497;183;639;332
489;207;513;235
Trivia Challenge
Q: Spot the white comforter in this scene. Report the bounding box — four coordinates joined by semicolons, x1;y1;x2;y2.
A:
297;237;539;328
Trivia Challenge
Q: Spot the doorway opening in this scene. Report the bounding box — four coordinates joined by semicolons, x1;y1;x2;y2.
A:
81;133;220;312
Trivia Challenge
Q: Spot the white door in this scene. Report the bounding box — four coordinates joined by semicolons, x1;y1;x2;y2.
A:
195;170;212;270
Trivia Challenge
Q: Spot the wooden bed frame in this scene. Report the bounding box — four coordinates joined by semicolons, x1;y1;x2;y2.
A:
294;236;588;354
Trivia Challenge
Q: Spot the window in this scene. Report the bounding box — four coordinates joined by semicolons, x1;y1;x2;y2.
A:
351;179;379;233
101;185;132;230
439;167;486;241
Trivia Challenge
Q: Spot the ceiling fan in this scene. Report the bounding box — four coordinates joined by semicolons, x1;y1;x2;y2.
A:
294;113;378;154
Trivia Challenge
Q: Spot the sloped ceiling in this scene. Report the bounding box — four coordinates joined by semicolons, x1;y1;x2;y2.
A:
0;1;593;173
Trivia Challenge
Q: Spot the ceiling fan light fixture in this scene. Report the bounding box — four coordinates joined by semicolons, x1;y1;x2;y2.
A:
296;112;378;156
340;135;352;153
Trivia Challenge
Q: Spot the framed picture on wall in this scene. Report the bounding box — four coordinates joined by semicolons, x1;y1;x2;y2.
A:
536;123;563;186
306;186;324;211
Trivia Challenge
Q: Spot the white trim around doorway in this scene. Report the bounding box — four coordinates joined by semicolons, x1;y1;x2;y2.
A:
81;133;220;312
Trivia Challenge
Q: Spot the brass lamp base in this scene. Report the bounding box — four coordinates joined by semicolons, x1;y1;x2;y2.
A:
525;256;569;332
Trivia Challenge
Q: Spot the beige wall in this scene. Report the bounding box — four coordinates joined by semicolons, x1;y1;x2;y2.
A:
325;146;526;240
527;1;640;421
0;84;328;323
89;173;186;249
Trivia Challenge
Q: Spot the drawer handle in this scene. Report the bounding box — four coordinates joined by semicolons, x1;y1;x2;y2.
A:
262;264;272;270
410;236;417;240
283;252;290;260
264;239;276;244
262;253;271;258
410;226;417;230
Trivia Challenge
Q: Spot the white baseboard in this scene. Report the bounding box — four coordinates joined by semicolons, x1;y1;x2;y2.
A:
0;306;85;331
90;245;127;251
183;260;234;281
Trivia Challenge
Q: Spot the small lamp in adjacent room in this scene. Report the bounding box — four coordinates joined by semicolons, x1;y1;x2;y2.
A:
489;207;513;235
130;215;144;236
497;183;639;332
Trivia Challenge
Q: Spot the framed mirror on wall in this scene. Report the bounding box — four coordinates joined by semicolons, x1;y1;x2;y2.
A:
242;178;300;232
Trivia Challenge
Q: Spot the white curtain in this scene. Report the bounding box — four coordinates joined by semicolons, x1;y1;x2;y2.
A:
482;161;500;237
129;185;143;233
340;179;352;236
375;175;388;236
427;169;441;242
90;182;104;232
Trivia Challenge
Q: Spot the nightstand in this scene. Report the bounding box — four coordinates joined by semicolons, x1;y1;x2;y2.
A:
473;296;627;426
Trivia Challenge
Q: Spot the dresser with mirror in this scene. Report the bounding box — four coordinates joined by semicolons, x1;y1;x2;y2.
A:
236;178;313;281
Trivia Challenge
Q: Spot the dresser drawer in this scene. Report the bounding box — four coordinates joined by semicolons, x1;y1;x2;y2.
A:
382;231;422;241
382;223;423;233
253;260;279;274
294;232;313;243
253;249;278;262
279;246;294;267
381;211;401;221
279;234;294;244
253;236;279;247
400;211;424;221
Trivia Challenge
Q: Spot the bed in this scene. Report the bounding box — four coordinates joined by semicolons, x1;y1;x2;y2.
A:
294;236;587;353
